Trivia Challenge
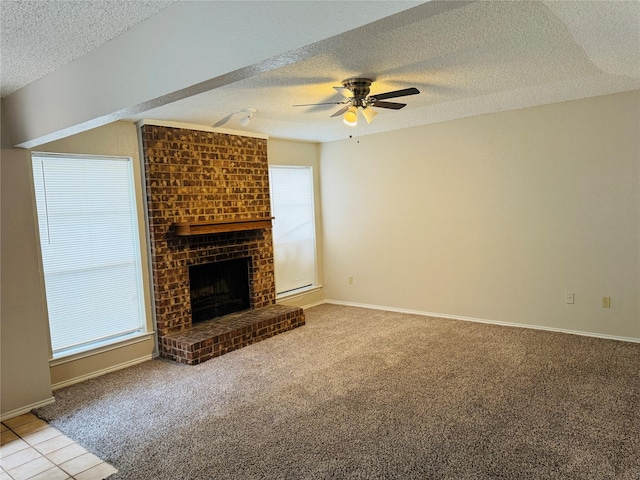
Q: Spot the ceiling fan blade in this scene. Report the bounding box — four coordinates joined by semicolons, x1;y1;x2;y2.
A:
371;87;420;101
333;86;353;98
293;101;348;107
371;101;406;110
330;106;350;118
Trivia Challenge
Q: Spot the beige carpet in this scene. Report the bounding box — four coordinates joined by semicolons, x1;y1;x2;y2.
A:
36;304;640;479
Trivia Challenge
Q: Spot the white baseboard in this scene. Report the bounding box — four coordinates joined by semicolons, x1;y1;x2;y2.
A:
325;299;640;344
300;299;327;309
51;354;156;391
1;397;56;421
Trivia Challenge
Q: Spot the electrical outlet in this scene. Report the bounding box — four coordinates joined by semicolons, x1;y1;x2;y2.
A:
566;292;574;304
602;296;611;308
348;276;354;285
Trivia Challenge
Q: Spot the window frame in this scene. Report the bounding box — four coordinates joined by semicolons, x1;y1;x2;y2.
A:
269;165;319;297
31;152;149;360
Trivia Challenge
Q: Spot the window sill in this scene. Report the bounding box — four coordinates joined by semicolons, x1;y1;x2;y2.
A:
276;284;323;301
49;331;156;366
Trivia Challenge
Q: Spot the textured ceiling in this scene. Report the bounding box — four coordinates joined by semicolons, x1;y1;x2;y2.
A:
127;1;640;142
2;1;640;144
0;0;174;97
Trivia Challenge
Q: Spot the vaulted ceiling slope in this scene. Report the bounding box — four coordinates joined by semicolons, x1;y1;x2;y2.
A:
0;1;176;98
1;1;639;148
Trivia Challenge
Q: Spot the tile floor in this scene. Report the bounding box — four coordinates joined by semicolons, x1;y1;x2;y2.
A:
0;413;117;480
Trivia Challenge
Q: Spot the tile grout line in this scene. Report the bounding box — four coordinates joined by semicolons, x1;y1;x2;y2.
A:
0;414;117;480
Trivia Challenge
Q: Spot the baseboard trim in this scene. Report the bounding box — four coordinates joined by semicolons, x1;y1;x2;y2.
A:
325;299;640;344
51;354;156;391
300;299;327;309
1;397;56;421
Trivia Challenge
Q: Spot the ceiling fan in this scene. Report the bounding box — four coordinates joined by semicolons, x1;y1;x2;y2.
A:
293;78;420;125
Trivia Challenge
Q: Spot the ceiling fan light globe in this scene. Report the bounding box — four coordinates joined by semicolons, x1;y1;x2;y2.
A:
361;107;378;124
343;106;358;126
239;116;251;126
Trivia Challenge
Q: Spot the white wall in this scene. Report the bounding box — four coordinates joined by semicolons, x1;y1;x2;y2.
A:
320;91;640;340
1;149;54;418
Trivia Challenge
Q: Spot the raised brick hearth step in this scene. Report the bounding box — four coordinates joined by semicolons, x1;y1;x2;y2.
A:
159;304;305;365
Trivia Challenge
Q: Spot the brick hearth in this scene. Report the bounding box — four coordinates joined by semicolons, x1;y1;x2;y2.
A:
140;123;304;364
159;304;305;365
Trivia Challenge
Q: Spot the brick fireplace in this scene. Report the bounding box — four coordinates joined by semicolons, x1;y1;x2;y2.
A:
140;123;304;365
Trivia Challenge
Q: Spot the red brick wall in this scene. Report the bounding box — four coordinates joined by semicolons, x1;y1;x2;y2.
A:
140;125;276;337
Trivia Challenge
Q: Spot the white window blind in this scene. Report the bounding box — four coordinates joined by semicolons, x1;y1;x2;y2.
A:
269;166;317;295
31;153;145;356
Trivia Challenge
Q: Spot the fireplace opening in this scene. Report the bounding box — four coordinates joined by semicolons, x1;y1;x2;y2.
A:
189;258;251;323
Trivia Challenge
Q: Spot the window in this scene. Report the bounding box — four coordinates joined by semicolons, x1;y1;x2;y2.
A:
269;166;317;295
31;153;145;357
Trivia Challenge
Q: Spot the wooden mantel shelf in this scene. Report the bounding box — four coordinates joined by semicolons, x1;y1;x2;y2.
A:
173;218;274;236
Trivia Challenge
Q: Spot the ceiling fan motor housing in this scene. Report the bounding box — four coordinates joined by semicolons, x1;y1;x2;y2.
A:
343;78;373;105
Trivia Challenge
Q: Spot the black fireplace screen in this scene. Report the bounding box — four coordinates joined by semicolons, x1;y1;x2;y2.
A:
188;258;251;323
